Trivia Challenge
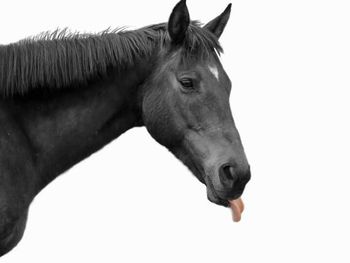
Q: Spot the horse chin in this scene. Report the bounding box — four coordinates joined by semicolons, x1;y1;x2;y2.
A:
206;184;230;207
208;194;230;207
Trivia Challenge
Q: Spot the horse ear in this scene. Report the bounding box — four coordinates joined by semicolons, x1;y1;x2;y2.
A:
168;0;190;44
204;3;232;39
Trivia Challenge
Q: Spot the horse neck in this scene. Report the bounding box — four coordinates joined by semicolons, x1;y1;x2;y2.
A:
12;58;152;192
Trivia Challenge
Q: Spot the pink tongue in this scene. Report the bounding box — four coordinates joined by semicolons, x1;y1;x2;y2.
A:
228;198;245;222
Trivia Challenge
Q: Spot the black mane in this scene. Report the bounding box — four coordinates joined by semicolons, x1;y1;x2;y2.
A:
0;22;222;96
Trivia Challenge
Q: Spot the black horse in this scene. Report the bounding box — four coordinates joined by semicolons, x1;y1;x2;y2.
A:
0;0;250;256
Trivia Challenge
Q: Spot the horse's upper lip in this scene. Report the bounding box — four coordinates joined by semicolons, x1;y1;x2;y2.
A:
216;189;243;200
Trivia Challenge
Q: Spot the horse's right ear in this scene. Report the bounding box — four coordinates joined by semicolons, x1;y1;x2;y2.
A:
168;0;190;44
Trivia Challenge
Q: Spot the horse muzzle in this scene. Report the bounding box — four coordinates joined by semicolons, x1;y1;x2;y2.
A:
205;163;251;222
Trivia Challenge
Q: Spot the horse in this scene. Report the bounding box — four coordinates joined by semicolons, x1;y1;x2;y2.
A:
0;0;250;256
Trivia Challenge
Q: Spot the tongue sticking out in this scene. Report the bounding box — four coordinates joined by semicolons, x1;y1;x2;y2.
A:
228;198;244;222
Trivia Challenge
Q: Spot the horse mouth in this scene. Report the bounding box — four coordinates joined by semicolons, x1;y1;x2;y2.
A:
205;178;245;222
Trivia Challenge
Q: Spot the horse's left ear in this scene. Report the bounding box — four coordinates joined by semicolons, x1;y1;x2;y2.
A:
168;0;190;44
204;3;232;39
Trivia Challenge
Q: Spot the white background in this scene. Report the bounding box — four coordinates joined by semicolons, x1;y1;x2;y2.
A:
1;0;350;262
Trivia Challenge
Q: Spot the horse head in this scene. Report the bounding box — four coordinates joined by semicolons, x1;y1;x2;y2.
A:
142;0;250;221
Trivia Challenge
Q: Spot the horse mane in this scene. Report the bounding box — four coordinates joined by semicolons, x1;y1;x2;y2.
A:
0;21;222;96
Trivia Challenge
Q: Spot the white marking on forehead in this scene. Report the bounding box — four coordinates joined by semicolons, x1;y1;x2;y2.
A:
208;65;219;81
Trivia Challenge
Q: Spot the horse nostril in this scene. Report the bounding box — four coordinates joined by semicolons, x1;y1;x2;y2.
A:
219;164;237;186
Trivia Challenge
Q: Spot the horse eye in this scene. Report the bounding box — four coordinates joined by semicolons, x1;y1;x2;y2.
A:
179;78;194;89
